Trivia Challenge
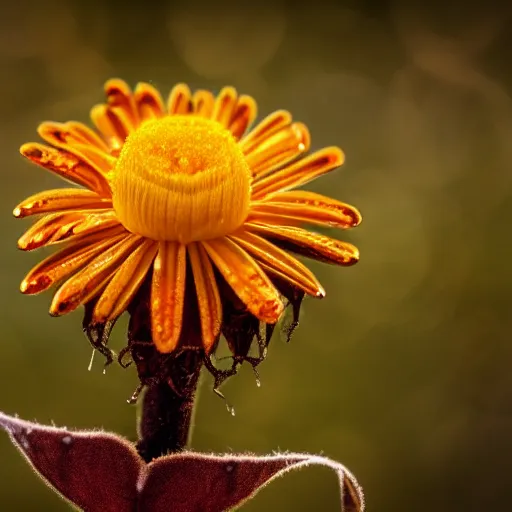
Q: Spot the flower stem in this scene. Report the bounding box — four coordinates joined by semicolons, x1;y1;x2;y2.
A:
135;350;203;463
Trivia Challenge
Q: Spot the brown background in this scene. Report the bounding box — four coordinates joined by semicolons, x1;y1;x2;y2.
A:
0;0;511;510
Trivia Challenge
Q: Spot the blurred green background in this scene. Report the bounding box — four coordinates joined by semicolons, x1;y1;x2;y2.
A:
1;0;512;510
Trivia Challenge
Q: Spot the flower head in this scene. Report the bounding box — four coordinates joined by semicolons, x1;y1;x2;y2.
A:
15;79;361;374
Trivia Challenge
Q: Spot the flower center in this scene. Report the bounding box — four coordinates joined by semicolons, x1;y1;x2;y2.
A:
112;116;251;243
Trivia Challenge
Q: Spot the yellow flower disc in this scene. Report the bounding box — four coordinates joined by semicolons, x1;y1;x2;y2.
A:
112;116;252;243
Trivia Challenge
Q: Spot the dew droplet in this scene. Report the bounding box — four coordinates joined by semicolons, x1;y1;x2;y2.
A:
227;403;236;417
252;366;261;388
62;435;73;445
128;384;144;404
88;350;95;372
19;432;30;450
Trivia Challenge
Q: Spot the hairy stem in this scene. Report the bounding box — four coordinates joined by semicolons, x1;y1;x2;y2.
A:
135;350;202;463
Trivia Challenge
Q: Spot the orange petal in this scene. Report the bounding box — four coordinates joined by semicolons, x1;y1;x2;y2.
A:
246;223;359;266
202;237;283;323
68;210;122;237
167;83;193;115
251;147;345;200
65;143;116;177
249;191;362;229
50;234;143;316
246;122;310;179
20;142;111;197
151;242;187;353
105;78;138;125
212;86;237;127
36;120;109;152
134;82;165;120
17;210;120;251
192;89;215;118
64;121;109;149
228;95;257;140
90;104;129;153
37;122;117;175
239;110;292;154
20;228;128;295
18;212;84;251
93;240;158;323
188;242;222;353
230;230;324;297
13;189;112;218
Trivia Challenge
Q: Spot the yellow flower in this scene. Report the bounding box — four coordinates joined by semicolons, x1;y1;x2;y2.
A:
15;79;361;358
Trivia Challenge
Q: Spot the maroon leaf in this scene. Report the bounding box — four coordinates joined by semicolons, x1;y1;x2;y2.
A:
140;452;365;512
0;411;140;511
0;411;365;511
